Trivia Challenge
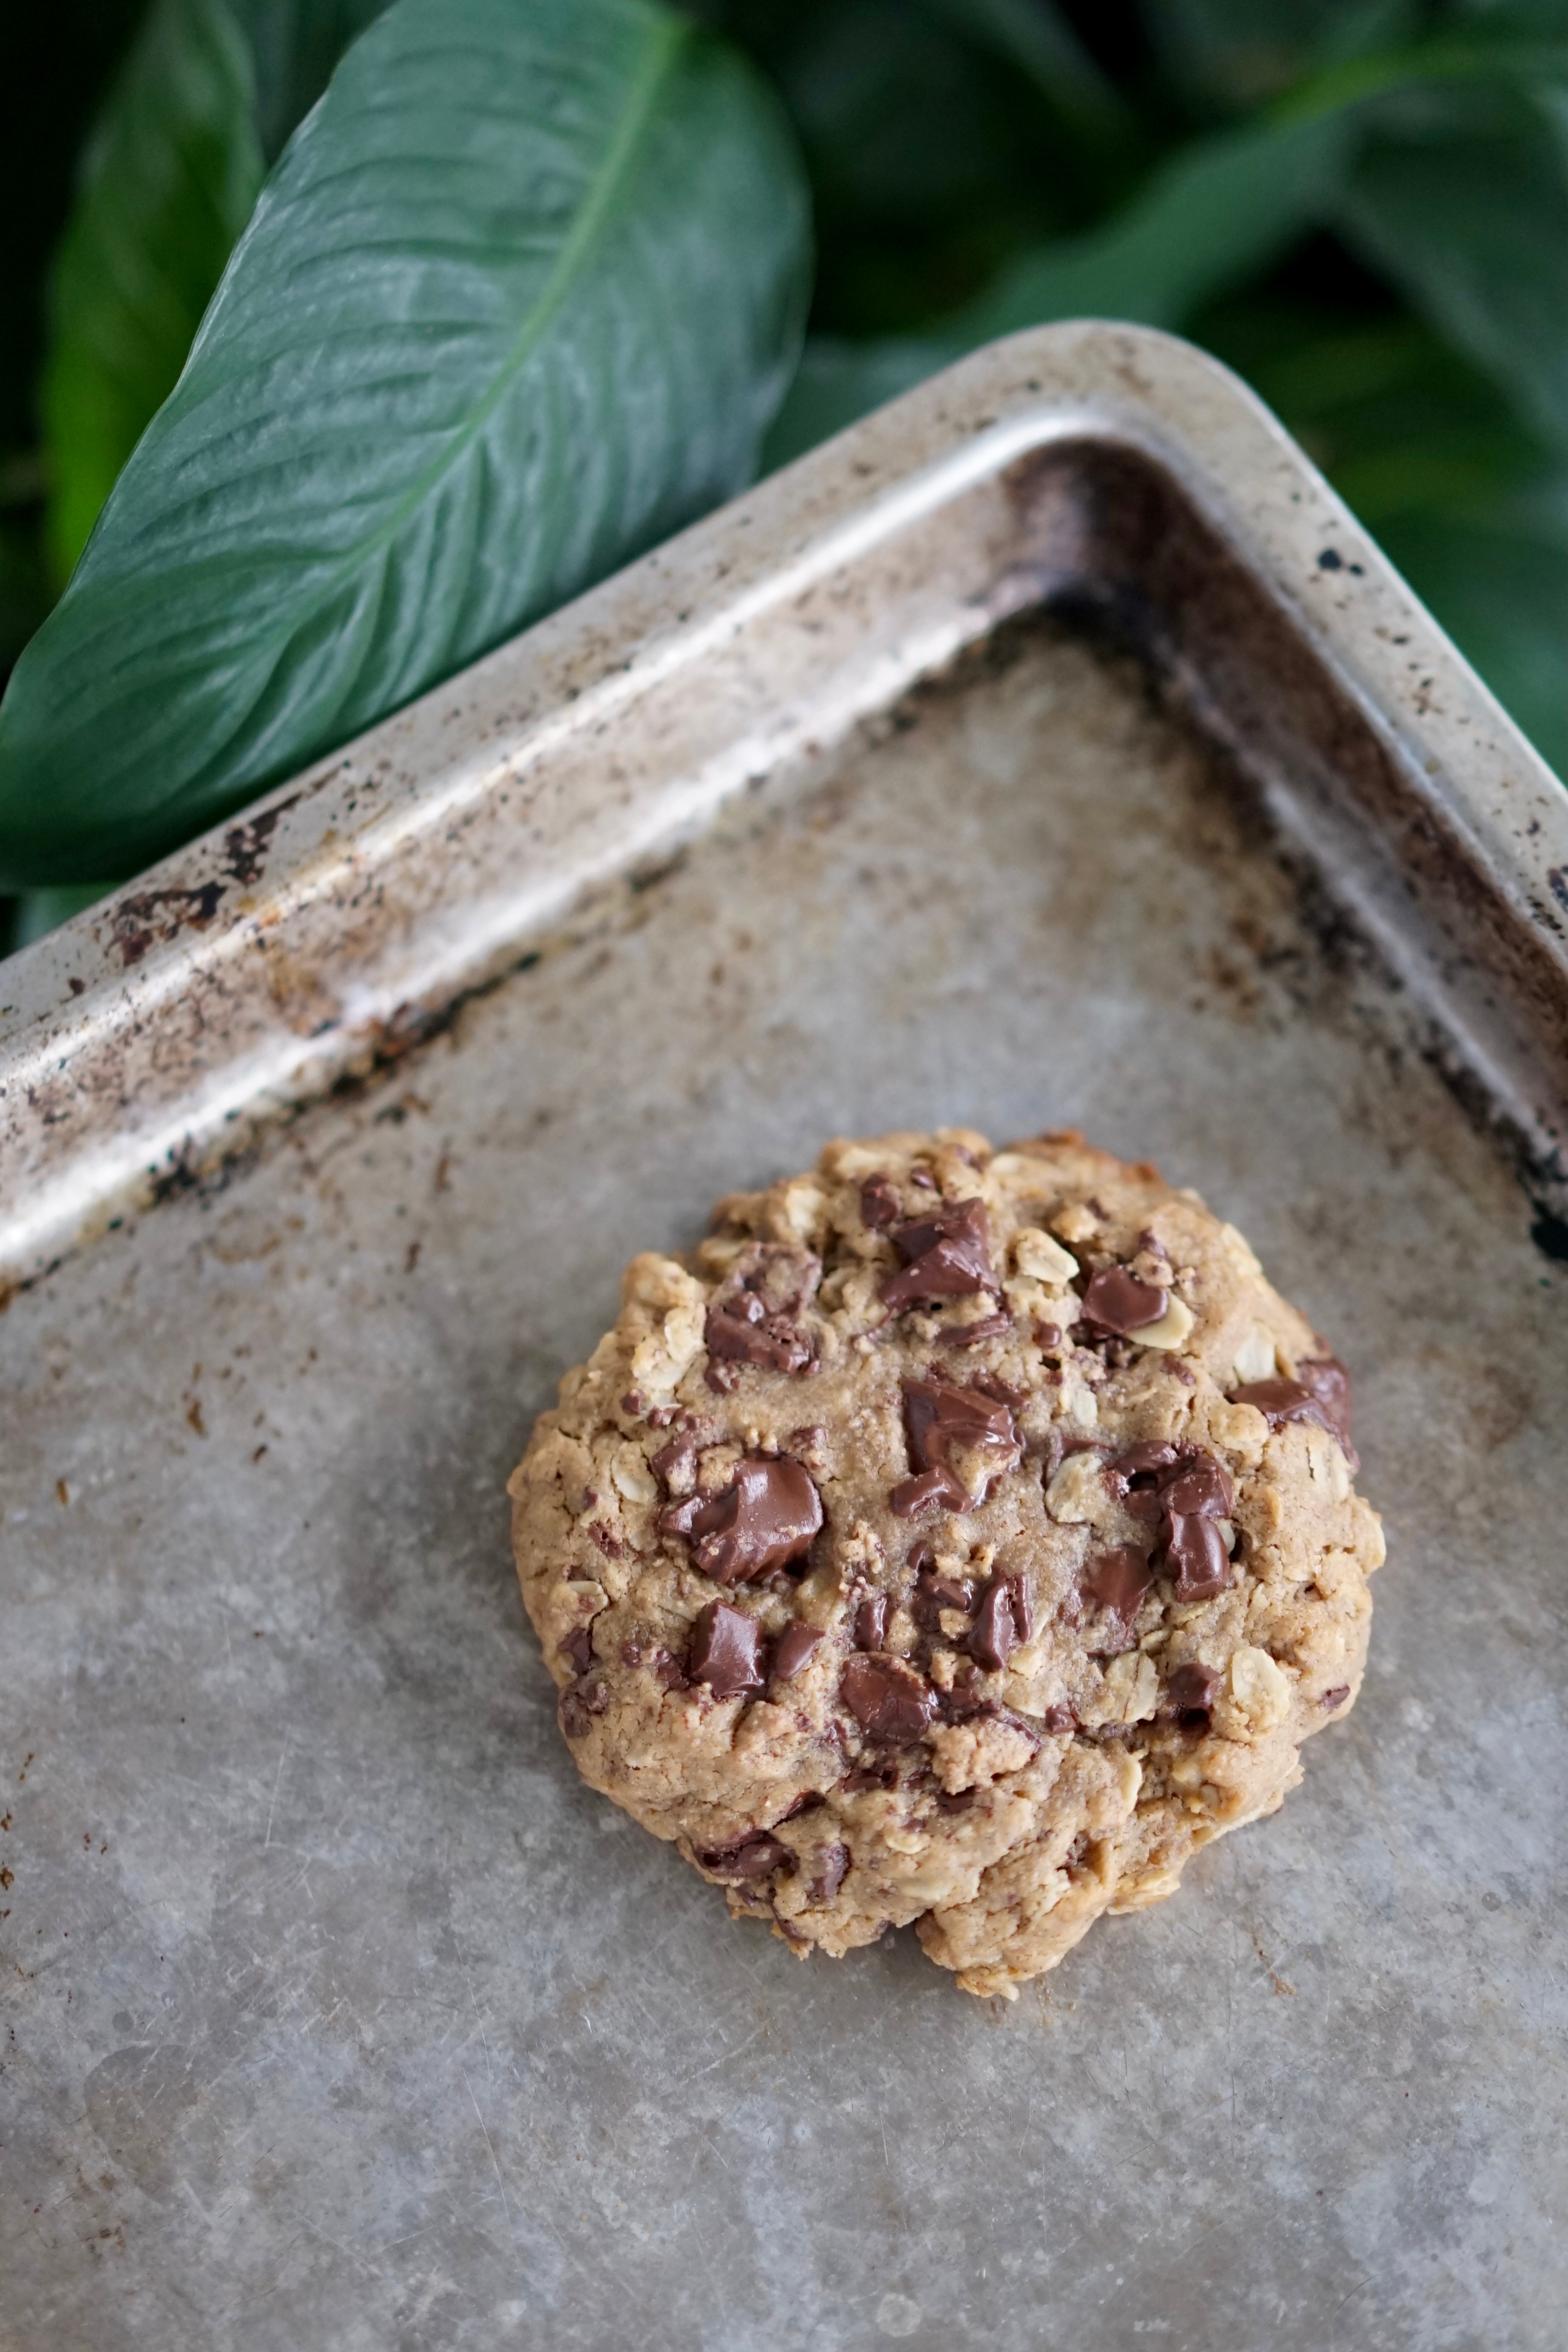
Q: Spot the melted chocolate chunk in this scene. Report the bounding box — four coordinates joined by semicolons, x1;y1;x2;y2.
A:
652;1648;690;1691
1164;1661;1219;1731
881;1198;996;1311
1321;1683;1351;1712
839;1761;900;1793
558;1677;610;1740
1081;1546;1152;1627
559;1624;596;1675
911;1567;975;1635
1161;1454;1234;1519
1041;1703;1077;1734
651;1431;699;1490
854;1592;891;1651
890;1375;1020;1515
1230;1357;1357;1468
840;1654;938;1744
687;1601;767;1698
661;1456;823;1583
859;1174;901;1229
698;1830;792;1881
1165;1512;1230;1601
772;1621;824;1682
808;1841;850;1902
1078;1266;1169;1336
968;1573;1034;1671
937;1312;1013;1349
703;1243;819;1382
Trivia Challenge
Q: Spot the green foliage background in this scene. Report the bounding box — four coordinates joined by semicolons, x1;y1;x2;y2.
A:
0;0;1562;944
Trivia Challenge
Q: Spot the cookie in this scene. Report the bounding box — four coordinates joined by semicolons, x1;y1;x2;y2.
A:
508;1130;1382;1997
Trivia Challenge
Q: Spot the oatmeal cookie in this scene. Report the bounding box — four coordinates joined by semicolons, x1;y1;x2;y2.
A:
508;1129;1381;1997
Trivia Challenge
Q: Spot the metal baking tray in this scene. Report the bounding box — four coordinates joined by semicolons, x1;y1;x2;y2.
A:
3;323;1564;2351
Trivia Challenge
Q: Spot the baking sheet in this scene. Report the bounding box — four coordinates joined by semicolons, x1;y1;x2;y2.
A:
3;328;1565;2350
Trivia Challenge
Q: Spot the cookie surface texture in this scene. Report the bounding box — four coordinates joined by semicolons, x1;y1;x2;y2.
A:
508;1130;1382;1997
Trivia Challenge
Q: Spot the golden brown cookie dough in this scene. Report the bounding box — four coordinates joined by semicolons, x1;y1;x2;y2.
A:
508;1130;1382;1997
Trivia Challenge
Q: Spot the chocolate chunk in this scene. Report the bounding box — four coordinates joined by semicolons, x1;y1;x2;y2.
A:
618;1641;642;1668
1164;1661;1219;1731
1079;1266;1168;1335
910;1165;938;1190
1081;1546;1152;1626
969;1573;1034;1671
559;1624;596;1674
881;1198;996;1311
911;1567;975;1635
1230;1357;1357;1468
772;1621;824;1682
652;1432;699;1490
854;1592;891;1650
840;1654;938;1744
705;1294;814;1374
687;1601;768;1698
839;1761;900;1793
703;1242;820;1380
1034;1321;1063;1350
1161;1454;1234;1519
661;1456;823;1583
1041;1703;1077;1734
973;1369;1025;1407
1111;1439;1181;1487
558;1677;610;1740
937;1312;1013;1349
1164;1512;1230;1601
588;1522;622;1558
890;1374;1020;1515
907;1540;934;1575
859;1174;901;1229
621;1390;643;1415
1321;1683;1351;1712
808;1841;850;1902
698;1830;792;1881
652;1648;690;1691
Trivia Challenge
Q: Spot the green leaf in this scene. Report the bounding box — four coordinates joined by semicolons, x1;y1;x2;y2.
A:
0;0;811;889
231;0;393;161
920;0;1133;137
40;0;265;586
763;106;1351;463
1336;89;1568;446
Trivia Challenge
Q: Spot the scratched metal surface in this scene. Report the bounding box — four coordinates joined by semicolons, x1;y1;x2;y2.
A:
3;606;1564;2352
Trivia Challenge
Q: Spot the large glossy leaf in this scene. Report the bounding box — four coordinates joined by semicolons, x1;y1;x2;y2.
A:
40;0;264;585
0;0;811;888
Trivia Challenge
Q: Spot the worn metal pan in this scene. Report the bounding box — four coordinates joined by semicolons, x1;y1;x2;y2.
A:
2;323;1564;2351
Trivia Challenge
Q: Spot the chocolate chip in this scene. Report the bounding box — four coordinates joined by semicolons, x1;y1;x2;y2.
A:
838;1762;900;1793
618;1641;642;1668
1081;1546;1152;1626
588;1522;622;1558
1164;1661;1218;1732
1078;1266;1168;1335
652;1432;699;1490
772;1621;824;1682
881;1198;996;1312
1164;1512;1230;1601
1161;1455;1234;1519
559;1625;596;1675
653;1648;690;1691
911;1567;975;1635
779;1790;824;1819
909;1165;938;1190
687;1601;768;1698
859;1174;901;1229
808;1841;850;1901
558;1677;610;1739
661;1456;824;1583
972;1368;1025;1407
1041;1703;1077;1734
890;1374;1020;1516
621;1391;643;1415
854;1592;891;1650
907;1540;934;1575
840;1653;938;1744
937;1312;1013;1349
1034;1321;1063;1350
1230;1358;1357;1468
646;1405;676;1429
698;1830;792;1881
705;1296;814;1375
968;1573;1034;1671
1321;1684;1351;1712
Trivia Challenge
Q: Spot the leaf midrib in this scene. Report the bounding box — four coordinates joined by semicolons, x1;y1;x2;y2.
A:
212;9;691;664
